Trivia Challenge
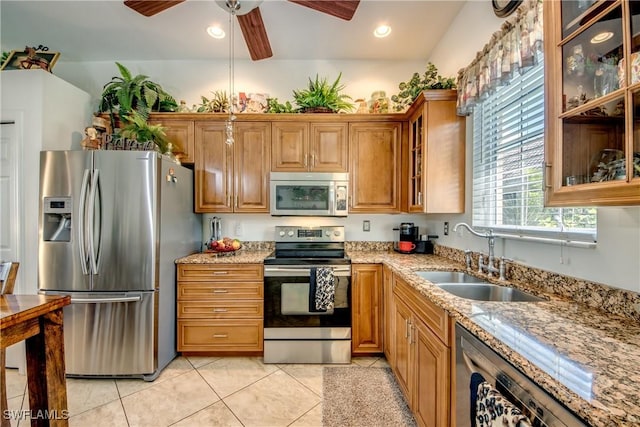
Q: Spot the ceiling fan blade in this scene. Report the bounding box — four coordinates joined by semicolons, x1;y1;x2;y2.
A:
288;0;360;21
237;7;273;61
124;0;185;17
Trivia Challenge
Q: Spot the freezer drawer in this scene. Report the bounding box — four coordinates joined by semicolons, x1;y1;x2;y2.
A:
50;291;156;377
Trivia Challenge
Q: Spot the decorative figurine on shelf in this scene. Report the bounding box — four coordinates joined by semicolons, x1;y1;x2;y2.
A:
19;46;51;72
354;99;369;114
177;100;191;113
81;127;101;150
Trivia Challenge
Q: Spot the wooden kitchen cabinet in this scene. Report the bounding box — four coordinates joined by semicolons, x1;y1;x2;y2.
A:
271;121;348;172
148;118;195;164
348;122;403;213
406;91;465;213
544;0;640;205
195;121;271;213
176;263;264;353
351;264;383;355
391;275;452;427
383;264;394;361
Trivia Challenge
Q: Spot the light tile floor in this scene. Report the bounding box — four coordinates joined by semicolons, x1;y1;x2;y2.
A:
4;356;390;427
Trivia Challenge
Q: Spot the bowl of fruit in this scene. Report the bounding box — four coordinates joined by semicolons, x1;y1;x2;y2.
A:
206;237;242;254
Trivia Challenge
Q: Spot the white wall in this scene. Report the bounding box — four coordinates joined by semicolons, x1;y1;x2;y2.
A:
425;2;640;293
53;59;425;113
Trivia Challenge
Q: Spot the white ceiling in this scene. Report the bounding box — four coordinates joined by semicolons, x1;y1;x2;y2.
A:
0;0;466;62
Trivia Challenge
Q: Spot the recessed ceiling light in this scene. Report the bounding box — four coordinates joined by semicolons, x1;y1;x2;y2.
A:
207;25;225;39
374;25;391;38
591;31;613;44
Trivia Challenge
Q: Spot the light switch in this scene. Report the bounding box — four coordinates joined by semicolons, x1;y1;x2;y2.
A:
363;220;370;232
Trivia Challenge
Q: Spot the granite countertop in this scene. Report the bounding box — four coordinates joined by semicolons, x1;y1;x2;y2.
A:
176;249;640;426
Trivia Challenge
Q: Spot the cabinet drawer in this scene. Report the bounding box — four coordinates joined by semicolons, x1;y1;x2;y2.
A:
178;300;263;319
178;282;263;300
394;277;450;346
177;320;263;351
178;264;263;282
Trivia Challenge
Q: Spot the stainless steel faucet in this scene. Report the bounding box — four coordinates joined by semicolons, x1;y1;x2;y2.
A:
453;222;503;278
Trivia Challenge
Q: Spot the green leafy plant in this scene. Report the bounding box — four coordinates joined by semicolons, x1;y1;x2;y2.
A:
1;51;9;68
391;63;456;112
119;111;173;154
195;91;229;113
98;62;178;131
266;97;294;113
292;73;354;113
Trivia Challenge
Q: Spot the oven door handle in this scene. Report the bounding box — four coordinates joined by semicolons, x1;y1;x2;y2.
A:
264;266;351;277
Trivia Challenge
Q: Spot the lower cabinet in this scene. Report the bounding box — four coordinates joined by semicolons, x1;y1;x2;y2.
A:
382;264;394;361
176;263;264;353
391;275;452;427
351;264;383;354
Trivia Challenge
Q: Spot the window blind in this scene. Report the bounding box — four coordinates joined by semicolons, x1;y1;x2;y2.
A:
472;61;597;243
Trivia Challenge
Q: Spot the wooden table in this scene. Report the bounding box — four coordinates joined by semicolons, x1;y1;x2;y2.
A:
1;294;71;427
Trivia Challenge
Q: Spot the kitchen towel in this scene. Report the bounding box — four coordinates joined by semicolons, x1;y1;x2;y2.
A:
475;380;532;427
315;267;336;311
308;267;326;312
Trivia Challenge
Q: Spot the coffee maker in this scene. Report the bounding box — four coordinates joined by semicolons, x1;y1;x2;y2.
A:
393;222;419;253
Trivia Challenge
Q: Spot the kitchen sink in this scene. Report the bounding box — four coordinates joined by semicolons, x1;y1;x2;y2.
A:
416;270;487;284
436;283;544;302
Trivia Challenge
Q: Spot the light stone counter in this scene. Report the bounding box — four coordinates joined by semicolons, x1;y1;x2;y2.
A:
349;250;640;427
175;246;640;426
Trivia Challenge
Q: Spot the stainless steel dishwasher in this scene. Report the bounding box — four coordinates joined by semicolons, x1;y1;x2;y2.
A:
455;323;587;427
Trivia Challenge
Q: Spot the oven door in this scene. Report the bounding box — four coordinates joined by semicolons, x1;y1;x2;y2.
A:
264;265;351;328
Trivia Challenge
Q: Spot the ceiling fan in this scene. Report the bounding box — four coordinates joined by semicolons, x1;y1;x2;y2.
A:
123;0;361;61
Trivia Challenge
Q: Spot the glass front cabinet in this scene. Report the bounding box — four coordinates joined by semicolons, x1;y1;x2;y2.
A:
544;0;640;206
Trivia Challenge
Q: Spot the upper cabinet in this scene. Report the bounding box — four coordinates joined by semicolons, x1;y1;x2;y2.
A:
349;122;403;213
405;91;465;213
544;0;640;205
148;118;195;164
195;121;271;213
271;121;348;172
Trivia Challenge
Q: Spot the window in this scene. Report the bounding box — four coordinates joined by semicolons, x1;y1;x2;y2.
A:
472;61;597;243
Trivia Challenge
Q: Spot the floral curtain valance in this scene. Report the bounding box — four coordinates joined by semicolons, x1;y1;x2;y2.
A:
456;0;544;116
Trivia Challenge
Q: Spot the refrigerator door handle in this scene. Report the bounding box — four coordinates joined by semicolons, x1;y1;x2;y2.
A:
78;169;90;275
87;169;100;275
70;296;142;304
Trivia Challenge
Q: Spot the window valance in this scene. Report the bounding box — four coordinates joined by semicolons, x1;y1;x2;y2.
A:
456;0;544;116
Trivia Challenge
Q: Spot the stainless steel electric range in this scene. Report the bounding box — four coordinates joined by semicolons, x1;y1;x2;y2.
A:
263;225;351;364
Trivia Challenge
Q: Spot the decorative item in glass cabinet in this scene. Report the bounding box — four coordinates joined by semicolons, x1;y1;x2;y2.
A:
594;61;618;98
589;149;625;182
566;44;585;77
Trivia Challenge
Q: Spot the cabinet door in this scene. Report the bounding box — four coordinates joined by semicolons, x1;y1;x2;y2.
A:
408;106;425;212
195;122;232;212
271;122;309;171
150;119;195;164
544;0;640;205
310;123;348;172
352;264;383;354
349;122;402;212
413;317;451;427
392;298;413;402
234;122;271;212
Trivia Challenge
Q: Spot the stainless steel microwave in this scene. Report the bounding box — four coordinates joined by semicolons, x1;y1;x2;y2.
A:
270;172;349;216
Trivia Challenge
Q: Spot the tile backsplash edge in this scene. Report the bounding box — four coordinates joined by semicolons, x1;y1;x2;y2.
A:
435;244;640;322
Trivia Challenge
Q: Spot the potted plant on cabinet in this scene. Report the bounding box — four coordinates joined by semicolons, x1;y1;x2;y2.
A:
119;111;173;155
98;62;178;132
292;73;354;113
391;62;456;112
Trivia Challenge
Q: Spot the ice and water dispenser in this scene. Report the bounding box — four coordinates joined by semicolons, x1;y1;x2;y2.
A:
42;197;72;242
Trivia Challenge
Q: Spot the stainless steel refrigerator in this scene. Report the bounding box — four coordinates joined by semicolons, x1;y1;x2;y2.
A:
38;150;201;380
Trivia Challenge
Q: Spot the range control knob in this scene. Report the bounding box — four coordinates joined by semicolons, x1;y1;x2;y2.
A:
334;230;341;237
287;230;294;237
325;230;331;236
279;231;286;237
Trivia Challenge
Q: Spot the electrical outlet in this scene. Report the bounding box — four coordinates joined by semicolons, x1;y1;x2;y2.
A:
444;221;449;236
363;220;370;232
235;223;243;236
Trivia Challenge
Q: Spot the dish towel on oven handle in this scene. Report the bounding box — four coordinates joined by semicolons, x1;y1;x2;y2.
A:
308;267;326;312
315;267;336;311
475;378;532;427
